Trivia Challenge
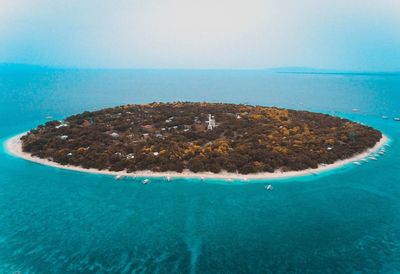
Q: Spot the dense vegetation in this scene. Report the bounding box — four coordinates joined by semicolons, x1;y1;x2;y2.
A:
21;102;382;174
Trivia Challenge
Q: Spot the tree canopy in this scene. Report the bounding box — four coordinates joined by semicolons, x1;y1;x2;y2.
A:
21;102;382;174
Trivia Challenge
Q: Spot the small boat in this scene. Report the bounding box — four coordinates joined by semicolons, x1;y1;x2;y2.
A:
352;108;360;112
381;115;389;119
200;176;205;182
115;175;123;180
369;156;378;161
378;151;385;155
353;161;362;166
394;118;400;121
165;176;171;182
45;115;53;119
143;179;150;184
265;184;273;190
361;158;369;163
226;178;233;183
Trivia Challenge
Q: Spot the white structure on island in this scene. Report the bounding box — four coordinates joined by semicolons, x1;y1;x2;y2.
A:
206;114;216;130
110;132;119;138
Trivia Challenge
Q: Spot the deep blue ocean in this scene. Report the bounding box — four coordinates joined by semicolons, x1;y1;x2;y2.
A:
1;67;400;273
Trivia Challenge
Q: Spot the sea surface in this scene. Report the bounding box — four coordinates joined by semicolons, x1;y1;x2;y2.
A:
1;66;400;273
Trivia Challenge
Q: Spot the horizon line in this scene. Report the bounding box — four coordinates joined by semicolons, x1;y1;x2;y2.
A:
1;62;400;74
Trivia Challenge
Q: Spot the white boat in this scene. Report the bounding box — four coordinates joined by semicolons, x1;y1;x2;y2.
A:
115;175;123;180
353;161;362;166
165;176;171;182
378;151;385;155
226;178;233;183
200;176;205;181
381;115;389;119
394;117;400;121
265;184;273;190
369;156;378;161
143;179;150;184
361;158;369;163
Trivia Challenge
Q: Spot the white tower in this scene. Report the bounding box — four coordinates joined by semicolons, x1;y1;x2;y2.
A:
206;114;216;130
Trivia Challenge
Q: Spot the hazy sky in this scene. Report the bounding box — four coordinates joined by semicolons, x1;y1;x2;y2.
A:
1;0;400;70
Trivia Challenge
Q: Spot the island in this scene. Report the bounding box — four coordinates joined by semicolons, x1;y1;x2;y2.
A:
8;102;385;179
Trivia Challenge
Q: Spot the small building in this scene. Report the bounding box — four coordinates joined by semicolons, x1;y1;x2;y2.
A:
60;135;68;140
82;120;91;127
56;123;68;129
142;124;153;129
110;132;119;138
165;117;174;123
142;124;156;133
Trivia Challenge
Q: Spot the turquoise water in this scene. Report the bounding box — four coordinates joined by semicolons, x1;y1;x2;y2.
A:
1;67;400;273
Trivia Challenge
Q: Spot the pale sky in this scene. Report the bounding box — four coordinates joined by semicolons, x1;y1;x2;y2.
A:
1;0;400;70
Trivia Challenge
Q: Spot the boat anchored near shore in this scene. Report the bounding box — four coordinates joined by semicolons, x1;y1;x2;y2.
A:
265;184;273;191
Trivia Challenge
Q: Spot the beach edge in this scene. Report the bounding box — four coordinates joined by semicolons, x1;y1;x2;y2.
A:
5;132;389;181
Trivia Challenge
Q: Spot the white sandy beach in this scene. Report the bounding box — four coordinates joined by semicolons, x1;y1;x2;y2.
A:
5;133;388;181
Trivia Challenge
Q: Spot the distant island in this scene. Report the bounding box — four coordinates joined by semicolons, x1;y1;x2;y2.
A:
12;102;384;178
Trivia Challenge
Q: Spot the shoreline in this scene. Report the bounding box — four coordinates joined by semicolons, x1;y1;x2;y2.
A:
5;133;389;181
